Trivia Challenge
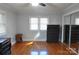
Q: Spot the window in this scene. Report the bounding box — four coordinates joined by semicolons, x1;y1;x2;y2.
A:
40;18;48;30
30;17;48;30
75;18;79;25
30;18;38;30
0;14;6;34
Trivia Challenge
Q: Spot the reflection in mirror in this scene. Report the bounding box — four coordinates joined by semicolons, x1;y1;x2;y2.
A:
63;13;79;54
64;25;70;46
70;13;79;54
63;15;70;47
71;25;79;54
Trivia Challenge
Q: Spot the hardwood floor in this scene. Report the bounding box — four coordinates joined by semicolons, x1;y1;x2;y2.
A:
71;43;79;48
70;43;79;53
11;41;76;55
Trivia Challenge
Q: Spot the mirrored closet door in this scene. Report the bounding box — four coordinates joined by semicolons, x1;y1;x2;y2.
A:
63;12;79;54
70;12;79;54
63;15;70;47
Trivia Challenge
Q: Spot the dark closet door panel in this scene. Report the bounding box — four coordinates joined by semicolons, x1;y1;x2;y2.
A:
64;25;79;43
47;32;59;35
71;25;79;43
64;25;70;44
47;25;60;43
47;34;59;38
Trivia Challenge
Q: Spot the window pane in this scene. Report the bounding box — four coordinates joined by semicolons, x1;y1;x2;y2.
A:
75;18;79;25
0;25;6;34
30;18;38;24
40;24;47;30
30;24;38;30
40;18;48;30
40;18;48;24
30;18;38;30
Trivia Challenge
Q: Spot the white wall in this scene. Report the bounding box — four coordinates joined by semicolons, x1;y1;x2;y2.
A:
64;15;70;24
16;10;62;41
0;5;16;45
6;12;16;44
0;4;62;42
10;3;79;42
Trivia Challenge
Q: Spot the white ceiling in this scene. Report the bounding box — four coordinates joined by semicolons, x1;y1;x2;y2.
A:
51;3;73;9
0;3;75;13
6;3;73;9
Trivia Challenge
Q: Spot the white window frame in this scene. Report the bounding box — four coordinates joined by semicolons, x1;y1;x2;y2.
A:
30;17;39;30
40;18;48;30
29;17;48;31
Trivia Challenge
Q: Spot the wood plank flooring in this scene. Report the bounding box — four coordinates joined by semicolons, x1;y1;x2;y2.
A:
11;41;76;55
70;43;79;53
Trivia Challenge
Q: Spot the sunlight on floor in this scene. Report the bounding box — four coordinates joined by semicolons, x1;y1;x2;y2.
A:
24;32;40;46
31;50;48;55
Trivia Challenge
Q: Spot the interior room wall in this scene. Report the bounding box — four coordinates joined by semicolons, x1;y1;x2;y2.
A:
0;4;63;42
6;12;16;45
0;4;17;45
64;15;70;25
16;11;62;41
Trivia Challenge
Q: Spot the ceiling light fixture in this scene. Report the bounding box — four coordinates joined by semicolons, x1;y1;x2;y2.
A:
31;3;39;6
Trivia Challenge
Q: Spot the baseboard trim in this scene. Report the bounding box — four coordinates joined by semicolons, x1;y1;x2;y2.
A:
22;39;46;41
